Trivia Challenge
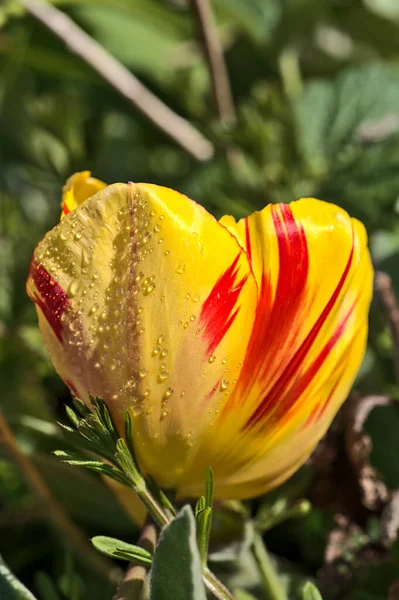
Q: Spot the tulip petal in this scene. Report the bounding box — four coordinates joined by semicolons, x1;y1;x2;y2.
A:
27;182;258;489
178;199;373;498
61;171;106;219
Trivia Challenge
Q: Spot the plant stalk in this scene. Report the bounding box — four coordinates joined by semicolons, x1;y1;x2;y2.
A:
252;532;288;600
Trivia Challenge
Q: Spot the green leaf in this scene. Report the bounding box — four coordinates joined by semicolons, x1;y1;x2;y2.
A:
294;65;399;174
293;64;399;228
215;0;282;44
0;554;38;600
150;506;207;600
302;582;323;600
91;536;152;565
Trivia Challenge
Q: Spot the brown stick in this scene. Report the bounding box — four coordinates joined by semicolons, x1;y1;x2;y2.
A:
191;0;236;124
113;519;157;600
0;409;121;584
20;0;214;161
375;271;399;384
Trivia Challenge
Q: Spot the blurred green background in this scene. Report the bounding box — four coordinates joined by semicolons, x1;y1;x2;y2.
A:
2;0;399;598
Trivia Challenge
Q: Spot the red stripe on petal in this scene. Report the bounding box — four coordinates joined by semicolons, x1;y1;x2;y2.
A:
245;219;252;267
62;202;70;216
226;205;309;413
199;253;248;356
245;227;355;429
30;260;70;342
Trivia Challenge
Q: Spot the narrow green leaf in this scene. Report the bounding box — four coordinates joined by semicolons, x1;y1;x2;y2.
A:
302;582;323;600
150;506;207;600
65;405;80;428
197;507;212;567
72;397;91;418
195;496;206;516
205;467;214;509
115;438;142;485
123;409;135;459
0;554;38;600
92;536;152;565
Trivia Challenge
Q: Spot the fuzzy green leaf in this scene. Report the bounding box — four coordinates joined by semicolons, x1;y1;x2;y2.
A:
0;555;38;600
92;536;152;565
150;506;207;600
302;582;323;600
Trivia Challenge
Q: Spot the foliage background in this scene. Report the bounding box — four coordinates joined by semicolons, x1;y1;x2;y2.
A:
2;0;399;598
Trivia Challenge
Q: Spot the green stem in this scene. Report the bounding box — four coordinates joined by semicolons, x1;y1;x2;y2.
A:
131;482;234;599
252;533;288;600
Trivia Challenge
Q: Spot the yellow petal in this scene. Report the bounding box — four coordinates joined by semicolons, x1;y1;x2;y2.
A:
26;182;258;491
177;199;373;498
61;171;106;219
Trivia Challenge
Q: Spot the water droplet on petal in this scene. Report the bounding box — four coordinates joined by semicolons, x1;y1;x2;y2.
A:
132;405;143;416
220;379;229;391
209;355;216;363
160;348;168;358
176;263;185;274
154;224;161;233
153;346;161;356
139;367;148;378
74;232;82;241
158;370;169;382
193;295;200;302
67;280;80;297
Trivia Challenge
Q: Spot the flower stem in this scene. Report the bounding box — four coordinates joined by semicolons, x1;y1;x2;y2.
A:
252;533;288;600
129;480;234;599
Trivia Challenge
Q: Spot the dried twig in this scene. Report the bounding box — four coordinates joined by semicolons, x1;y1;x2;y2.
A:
375;271;399;383
0;409;121;584
20;0;214;161
113;519;157;600
191;0;236;124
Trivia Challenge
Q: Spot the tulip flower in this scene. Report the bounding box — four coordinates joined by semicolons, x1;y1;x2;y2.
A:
26;172;373;500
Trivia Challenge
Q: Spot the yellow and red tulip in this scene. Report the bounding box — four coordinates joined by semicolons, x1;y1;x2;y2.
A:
26;172;373;500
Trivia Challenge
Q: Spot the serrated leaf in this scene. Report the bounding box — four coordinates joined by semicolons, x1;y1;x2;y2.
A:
150;506;207;600
0;554;38;600
302;582;323;600
92;536;152;565
294;65;399;173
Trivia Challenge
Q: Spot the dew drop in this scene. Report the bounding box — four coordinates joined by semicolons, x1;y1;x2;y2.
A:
139;367;148;378
193;295;200;302
158;238;164;244
154;224;161;233
183;321;189;329
158;335;165;344
152;346;161;356
209;355;216;363
164;250;170;256
90;303;99;314
190;315;196;322
164;387;173;399
176;263;186;274
143;232;151;244
222;357;227;365
143;283;155;295
67;280;80;297
82;248;90;267
220;379;229;391
160;348;168;358
132;405;143;416
139;327;145;335
158;370;169;382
